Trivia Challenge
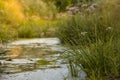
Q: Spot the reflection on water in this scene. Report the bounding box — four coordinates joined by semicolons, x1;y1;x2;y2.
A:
0;38;68;80
0;38;86;80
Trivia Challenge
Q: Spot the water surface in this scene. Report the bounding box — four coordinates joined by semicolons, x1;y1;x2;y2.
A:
0;38;68;80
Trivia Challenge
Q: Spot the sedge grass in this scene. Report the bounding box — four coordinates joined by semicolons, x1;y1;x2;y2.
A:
57;0;120;79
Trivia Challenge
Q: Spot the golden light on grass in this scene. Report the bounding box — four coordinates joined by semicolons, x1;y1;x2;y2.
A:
3;0;25;22
9;46;22;59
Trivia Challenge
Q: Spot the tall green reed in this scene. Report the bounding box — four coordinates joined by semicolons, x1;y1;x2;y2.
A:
65;38;120;79
57;0;120;79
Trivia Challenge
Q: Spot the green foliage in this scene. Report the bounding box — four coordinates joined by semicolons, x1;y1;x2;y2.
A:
57;0;120;79
51;0;96;11
0;24;16;42
57;13;116;46
53;0;72;11
57;0;120;45
17;21;56;38
0;0;58;42
65;38;120;80
37;60;51;65
0;2;17;42
17;21;40;38
20;0;57;18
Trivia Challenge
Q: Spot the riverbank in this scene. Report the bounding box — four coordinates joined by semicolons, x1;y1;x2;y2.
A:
0;38;69;80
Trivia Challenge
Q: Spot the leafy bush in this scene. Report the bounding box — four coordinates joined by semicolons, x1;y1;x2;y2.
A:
0;24;16;42
52;0;96;11
20;0;57;19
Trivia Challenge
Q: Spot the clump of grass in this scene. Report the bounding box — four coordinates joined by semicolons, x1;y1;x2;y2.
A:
57;0;120;46
17;20;57;38
0;24;16;42
65;39;120;79
57;13;116;46
57;0;120;79
17;21;41;38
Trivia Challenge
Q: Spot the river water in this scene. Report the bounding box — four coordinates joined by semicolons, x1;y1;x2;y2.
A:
0;38;86;80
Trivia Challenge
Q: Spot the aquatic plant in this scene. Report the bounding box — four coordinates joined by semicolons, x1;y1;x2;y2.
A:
37;60;51;65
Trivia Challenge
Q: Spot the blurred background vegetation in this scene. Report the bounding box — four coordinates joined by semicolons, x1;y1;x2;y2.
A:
56;0;120;80
0;0;120;80
0;0;57;42
0;0;98;42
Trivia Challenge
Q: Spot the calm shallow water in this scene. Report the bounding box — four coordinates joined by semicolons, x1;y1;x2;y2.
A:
0;38;86;80
0;38;69;80
0;66;68;80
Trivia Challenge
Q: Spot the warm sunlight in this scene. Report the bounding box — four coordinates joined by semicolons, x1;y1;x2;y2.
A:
9;46;22;59
0;0;120;80
3;0;25;22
